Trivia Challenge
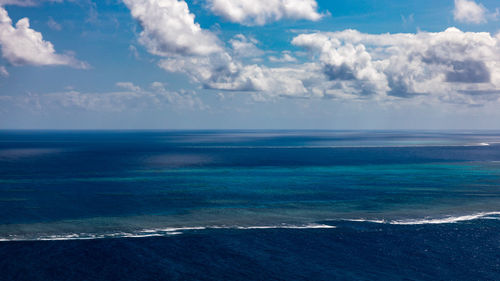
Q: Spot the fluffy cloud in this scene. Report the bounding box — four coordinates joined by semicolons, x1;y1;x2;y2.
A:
124;0;500;106
172;27;500;103
123;0;222;57
157;44;318;98
160;27;500;104
124;0;309;98
453;0;496;24
229;34;264;58
202;63;315;97
207;0;324;25
1;82;206;112
269;51;298;63
123;1;289;95
0;7;87;68
292;28;500;100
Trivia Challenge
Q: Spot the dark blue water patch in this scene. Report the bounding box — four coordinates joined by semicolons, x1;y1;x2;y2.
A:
1;130;500;175
0;131;499;186
0;220;499;281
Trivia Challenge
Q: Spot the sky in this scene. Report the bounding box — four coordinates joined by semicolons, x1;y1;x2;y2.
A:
0;0;500;129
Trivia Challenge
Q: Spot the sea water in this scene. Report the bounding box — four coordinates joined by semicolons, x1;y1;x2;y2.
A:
0;130;500;280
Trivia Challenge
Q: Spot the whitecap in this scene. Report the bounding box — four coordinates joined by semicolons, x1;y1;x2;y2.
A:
234;224;336;230
0;224;335;242
346;212;500;225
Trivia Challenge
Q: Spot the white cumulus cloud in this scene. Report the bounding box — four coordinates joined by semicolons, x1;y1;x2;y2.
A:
208;0;324;25
292;28;500;101
160;26;500;105
229;34;264;58
123;0;500;106
453;0;489;24
0;7;87;68
269;51;298;63
123;0;222;57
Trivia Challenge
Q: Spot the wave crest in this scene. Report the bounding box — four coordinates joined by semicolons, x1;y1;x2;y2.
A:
0;224;335;242
346;212;500;225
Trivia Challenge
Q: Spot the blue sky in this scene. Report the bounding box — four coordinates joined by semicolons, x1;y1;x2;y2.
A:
0;0;500;129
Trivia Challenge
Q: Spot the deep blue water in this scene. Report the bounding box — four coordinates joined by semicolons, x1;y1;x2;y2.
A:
1;130;500;280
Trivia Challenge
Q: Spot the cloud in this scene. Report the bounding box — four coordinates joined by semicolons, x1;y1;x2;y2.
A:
207;0;324;26
123;0;222;57
157;49;322;98
159;25;500;104
116;81;142;92
269;51;298;63
0;7;88;68
401;14;414;26
1;82;206;112
0;0;63;6
291;27;500;100
122;0;314;98
229;34;264;58
47;16;62;31
123;0;282;94
0;66;8;77
128;45;140;59
453;0;492;24
123;0;500;106
445;60;490;83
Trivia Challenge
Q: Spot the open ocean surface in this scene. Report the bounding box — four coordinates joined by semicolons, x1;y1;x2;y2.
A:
1;130;500;280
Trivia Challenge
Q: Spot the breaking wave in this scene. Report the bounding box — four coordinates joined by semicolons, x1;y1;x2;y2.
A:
346;212;500;225
0;224;336;242
2;212;500;242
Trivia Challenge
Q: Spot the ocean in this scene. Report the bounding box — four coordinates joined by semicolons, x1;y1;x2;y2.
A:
1;130;500;280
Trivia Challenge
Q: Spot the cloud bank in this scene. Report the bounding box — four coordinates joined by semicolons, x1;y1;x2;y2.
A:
160;26;500;104
292;28;500;101
123;0;500;106
1;82;206;113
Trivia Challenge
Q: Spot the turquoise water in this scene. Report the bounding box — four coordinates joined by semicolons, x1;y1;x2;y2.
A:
1;130;500;240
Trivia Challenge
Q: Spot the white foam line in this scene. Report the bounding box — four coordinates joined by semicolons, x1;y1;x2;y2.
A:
390;212;500;225
5;212;499;242
140;226;207;233
234;224;336;230
180;143;494;149
0;224;336;242
347;212;500;225
346;219;387;224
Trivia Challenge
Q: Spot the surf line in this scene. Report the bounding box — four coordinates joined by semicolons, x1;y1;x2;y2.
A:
0;224;336;242
345;212;500;225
